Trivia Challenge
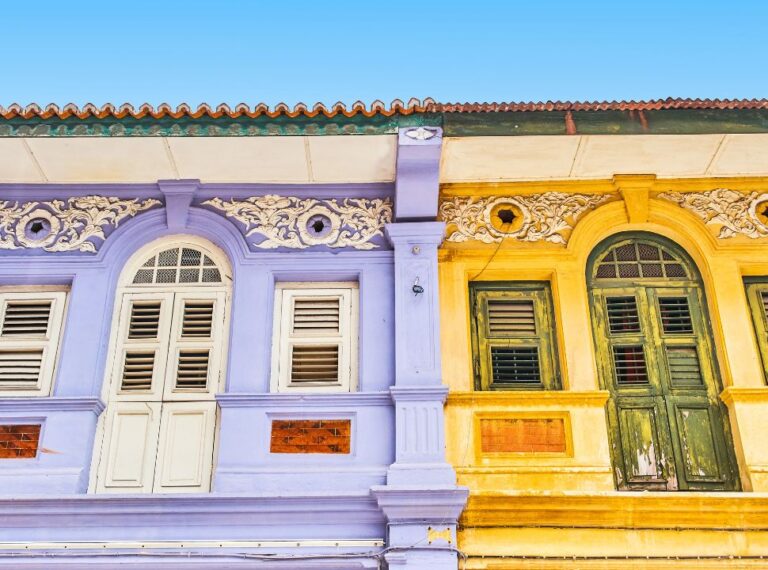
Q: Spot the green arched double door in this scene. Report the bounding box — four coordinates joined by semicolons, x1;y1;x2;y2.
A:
588;233;740;491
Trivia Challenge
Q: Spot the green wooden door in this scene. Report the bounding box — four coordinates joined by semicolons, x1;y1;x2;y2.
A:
589;237;740;491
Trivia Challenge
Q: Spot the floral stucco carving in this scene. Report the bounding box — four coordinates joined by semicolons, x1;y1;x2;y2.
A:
0;196;160;253
658;189;768;239
203;195;393;250
439;193;610;245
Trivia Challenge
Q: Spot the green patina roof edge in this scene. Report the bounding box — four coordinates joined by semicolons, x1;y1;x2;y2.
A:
1;109;768;137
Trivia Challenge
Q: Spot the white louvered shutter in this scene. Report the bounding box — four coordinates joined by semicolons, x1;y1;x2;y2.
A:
153;401;217;492
163;291;225;401
110;292;174;401
273;285;357;392
95;401;162;493
0;291;67;396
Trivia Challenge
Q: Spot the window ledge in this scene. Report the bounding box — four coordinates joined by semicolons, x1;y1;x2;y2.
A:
462;490;768;530
0;397;104;414
447;390;609;407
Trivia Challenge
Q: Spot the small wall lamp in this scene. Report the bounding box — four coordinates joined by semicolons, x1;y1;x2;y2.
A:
412;277;424;296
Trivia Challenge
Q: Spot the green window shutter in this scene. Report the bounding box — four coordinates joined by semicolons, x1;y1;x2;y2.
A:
745;281;768;384
471;283;560;391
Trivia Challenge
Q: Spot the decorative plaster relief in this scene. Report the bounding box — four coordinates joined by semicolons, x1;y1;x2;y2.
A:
659;189;768;239
439;193;609;245
204;195;393;250
0;196;160;252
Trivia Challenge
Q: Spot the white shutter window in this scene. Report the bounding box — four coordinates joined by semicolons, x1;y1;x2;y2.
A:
0;291;67;396
163;291;225;401
272;283;358;393
94;241;230;495
95;401;162;493
153;401;217;492
110;292;174;401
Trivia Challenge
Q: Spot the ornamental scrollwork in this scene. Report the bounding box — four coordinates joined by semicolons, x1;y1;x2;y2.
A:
439;193;610;245
203;195;393;250
658;189;768;239
0;196;160;253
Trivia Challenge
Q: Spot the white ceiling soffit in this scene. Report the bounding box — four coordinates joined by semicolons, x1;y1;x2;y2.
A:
0;135;397;184
441;133;768;182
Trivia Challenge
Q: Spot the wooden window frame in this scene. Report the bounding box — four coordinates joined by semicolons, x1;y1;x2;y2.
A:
0;290;67;396
745;279;768;385
470;282;561;391
271;282;359;393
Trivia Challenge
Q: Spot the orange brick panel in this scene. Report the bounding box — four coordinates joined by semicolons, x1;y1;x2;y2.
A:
480;418;566;453
270;419;351;454
0;424;41;459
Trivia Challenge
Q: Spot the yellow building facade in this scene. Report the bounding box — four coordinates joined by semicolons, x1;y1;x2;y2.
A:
439;123;768;568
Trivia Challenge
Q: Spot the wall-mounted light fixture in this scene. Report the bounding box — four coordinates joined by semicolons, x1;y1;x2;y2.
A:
412;277;424;296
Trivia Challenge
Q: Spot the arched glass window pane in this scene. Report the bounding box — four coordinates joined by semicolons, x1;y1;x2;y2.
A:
132;247;222;285
592;241;690;281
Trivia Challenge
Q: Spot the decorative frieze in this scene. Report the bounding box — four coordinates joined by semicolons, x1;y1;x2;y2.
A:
439;193;609;245
659;189;768;239
204;195;392;250
0;196;160;253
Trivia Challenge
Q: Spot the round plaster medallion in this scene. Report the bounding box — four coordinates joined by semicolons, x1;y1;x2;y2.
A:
484;198;526;237
16;209;60;248
297;205;341;245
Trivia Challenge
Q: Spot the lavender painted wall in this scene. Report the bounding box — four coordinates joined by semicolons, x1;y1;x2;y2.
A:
0;128;467;569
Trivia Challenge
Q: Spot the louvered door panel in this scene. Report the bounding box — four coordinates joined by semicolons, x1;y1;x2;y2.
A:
487;299;536;335
0;291;67;396
111;292;173;401
292;298;340;333
1;300;52;336
163;291;225;400
0;349;44;390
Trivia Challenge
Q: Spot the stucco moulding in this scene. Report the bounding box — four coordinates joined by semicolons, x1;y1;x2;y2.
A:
204;195;393;250
439;193;610;245
0;196;160;253
658;189;768;239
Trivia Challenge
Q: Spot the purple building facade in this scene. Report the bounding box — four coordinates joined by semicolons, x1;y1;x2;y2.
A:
0;108;467;569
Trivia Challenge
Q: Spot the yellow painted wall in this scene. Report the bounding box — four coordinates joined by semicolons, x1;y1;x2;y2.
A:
440;176;768;566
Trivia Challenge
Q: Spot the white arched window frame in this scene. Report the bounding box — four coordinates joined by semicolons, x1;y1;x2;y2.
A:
93;237;231;494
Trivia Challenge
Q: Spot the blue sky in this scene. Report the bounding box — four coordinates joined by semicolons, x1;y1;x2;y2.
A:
2;0;766;106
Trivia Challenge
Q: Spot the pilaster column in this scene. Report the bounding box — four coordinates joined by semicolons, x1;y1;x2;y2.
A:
385;222;455;485
373;127;468;569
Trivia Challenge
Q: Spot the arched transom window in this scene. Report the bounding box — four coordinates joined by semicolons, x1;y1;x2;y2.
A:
94;239;230;495
132;246;222;285
592;240;689;281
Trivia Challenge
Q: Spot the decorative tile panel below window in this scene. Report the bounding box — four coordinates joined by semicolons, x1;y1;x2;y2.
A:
479;417;566;454
0;424;41;458
270;419;351;454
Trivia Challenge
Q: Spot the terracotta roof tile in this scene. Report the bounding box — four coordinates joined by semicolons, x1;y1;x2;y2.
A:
2;98;767;120
0;98;436;120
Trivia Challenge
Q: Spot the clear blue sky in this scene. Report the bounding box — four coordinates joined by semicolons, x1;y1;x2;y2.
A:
2;0;766;107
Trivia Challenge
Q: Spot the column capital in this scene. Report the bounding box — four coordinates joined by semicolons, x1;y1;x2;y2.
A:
385;221;446;248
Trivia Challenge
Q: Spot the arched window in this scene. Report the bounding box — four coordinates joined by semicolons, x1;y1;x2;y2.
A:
587;233;739;491
93;239;230;494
